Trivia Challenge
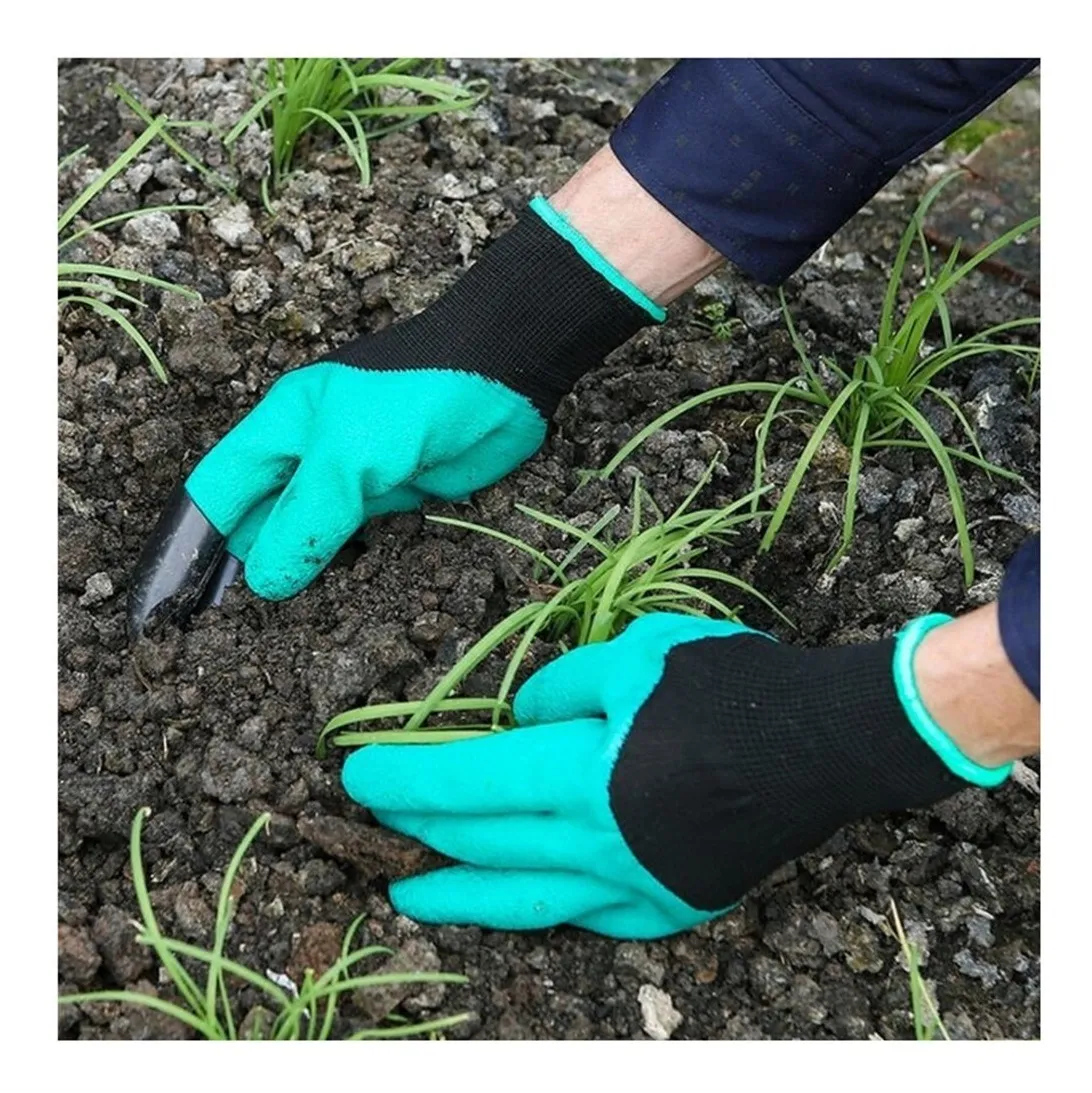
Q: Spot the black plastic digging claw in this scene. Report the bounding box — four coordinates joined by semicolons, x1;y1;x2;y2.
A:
126;484;241;640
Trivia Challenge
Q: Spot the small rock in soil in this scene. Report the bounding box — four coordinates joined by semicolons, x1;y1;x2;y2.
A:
856;467;898;513
788;974;827;1025
172;880;215;941
164;299;241;377
353;938;443;1023
613;943;666;986
237;715;269;752
810;911;844;956
842;922;885;974
228;268;272;314
954;949;1002;989
58;923;102;985
120;210;180;248
307;624;422;714
748;954;792;1002
296;813;435;881
893;517;925;543
92;905;153;984
638;984;683;1040
109;980;193;1040
130;417;183;465
199;739;273;803
209;203;260;248
78;572;114;607
287;921;346;983
1001;492;1040;529
298;858;345;897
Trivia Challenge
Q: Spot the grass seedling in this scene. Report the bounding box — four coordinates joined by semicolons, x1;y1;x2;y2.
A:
889;898;950;1041
58;103;206;383
598;171;1039;585
319;467;787;754
225;59;487;203
59;808;469;1040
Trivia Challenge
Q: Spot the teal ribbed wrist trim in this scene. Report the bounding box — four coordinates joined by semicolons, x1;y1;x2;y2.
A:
893;613;1013;789
529;194;668;323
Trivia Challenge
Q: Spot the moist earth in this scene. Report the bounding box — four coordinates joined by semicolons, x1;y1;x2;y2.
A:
57;58;1040;1040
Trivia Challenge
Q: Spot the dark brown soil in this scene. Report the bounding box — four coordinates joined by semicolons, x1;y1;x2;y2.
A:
58;58;1040;1040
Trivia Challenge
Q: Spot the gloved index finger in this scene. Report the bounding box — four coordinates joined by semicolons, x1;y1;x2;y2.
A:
512;641;618;725
341;718;604;816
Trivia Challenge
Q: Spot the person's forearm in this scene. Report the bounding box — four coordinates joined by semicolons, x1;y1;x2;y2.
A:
549;146;724;306
915;601;1040;769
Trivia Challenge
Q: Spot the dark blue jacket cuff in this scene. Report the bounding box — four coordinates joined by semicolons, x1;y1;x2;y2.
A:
611;58;1038;285
998;535;1040;702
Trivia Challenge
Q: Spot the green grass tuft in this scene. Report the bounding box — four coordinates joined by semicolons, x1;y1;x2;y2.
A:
225;59;487;200
58;89;209;383
597;171;1039;586
318;468;787;754
59;808;469;1040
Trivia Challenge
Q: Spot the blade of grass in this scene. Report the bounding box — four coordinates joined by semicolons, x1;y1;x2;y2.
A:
206;813;270;1032
57;118;165;235
599;382;826;479
833;401;870;569
404;602;547;730
890;394;975;584
426;515;565;582
760;380;863;553
349;1013;472;1040
57;990;217;1038
58;262;201;297
125;808;206;1017
60;295;168;383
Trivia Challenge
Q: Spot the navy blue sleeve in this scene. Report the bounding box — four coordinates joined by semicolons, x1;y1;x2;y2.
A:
611;58;1037;285
998;536;1040;701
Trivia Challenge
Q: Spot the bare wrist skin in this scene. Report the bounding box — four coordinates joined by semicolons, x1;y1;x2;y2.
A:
549;145;724;306
914;602;1040;769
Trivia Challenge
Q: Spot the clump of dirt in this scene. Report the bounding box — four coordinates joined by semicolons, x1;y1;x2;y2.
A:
58;59;1039;1040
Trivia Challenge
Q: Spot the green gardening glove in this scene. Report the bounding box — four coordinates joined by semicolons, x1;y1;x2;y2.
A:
342;612;1012;940
126;197;664;635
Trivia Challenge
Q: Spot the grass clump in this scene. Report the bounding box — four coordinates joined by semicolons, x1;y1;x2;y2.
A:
58;89;209;383
319;468;786;754
59;808;469;1040
599;171;1039;585
889;899;950;1041
225;59;487;201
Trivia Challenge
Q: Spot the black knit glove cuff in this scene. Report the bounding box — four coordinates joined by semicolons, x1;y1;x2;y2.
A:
610;632;980;911
326;196;664;418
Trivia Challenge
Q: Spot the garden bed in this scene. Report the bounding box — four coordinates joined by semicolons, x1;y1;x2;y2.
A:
58;58;1039;1039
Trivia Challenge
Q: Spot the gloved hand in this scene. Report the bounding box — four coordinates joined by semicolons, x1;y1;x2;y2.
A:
342;612;1012;940
127;196;663;636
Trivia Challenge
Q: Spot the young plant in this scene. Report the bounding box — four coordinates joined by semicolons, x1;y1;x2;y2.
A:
59;808;468;1040
692;300;744;342
889;898;950;1041
225;58;487;202
318;467;788;754
599;171;1039;585
58;103;205;384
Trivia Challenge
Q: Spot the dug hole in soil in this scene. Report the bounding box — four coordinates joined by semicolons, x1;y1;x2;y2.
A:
58;59;1040;1040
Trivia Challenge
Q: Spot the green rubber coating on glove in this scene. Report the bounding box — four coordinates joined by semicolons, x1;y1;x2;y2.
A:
185;363;546;600
343;613;766;939
893;613;1013;788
